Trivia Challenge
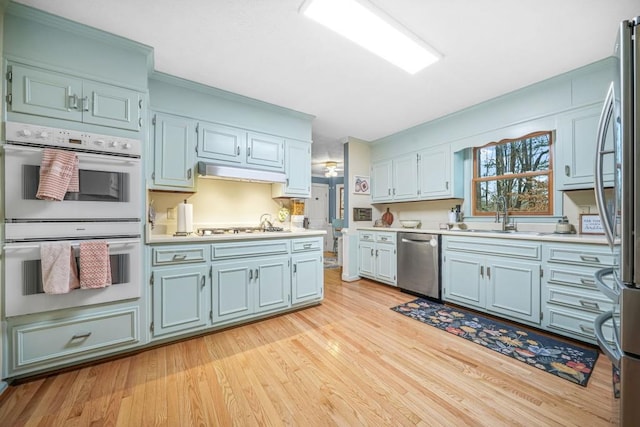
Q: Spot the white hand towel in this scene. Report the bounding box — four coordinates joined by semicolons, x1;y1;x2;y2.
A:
36;148;79;201
79;241;112;289
40;242;80;294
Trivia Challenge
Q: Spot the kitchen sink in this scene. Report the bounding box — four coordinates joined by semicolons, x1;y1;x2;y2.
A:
457;229;548;236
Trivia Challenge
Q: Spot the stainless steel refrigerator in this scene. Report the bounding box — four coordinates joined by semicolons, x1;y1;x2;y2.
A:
594;16;640;427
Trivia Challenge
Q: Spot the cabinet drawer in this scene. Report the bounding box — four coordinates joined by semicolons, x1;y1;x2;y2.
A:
212;240;289;260
375;232;396;244
445;237;541;260
12;308;138;369
544;244;615;267
359;231;375;242
544;305;614;344
545;265;609;289
545;285;614;314
153;246;207;265
291;238;322;252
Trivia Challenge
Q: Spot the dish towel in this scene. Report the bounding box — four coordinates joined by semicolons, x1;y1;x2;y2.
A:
40;242;80;294
79;241;112;289
36;148;79;201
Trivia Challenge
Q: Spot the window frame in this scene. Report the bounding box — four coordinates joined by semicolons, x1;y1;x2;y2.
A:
471;130;554;217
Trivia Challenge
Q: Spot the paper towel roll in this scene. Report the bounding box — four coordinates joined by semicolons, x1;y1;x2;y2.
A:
177;200;193;234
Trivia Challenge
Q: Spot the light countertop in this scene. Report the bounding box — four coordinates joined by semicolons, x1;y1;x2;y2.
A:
355;226;611;245
147;229;326;244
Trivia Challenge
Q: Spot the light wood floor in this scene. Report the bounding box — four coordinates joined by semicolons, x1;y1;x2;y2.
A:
0;267;616;426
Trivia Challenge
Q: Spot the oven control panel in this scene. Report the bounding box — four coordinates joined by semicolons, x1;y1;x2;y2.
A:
5;122;141;156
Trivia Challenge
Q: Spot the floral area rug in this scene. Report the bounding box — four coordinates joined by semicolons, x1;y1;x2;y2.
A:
391;298;599;386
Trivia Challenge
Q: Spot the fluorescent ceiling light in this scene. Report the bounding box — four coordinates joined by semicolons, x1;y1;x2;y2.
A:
301;0;441;74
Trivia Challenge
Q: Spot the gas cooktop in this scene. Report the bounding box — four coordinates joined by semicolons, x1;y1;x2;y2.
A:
196;226;285;236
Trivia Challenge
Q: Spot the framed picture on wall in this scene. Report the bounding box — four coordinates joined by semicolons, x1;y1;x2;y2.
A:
353;175;370;195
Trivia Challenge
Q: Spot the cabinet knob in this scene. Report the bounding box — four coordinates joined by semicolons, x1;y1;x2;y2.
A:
565;165;570;177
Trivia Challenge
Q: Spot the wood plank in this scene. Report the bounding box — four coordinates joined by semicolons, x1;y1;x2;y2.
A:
0;269;616;426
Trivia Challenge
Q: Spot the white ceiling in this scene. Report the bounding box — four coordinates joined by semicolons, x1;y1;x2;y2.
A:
13;0;639;176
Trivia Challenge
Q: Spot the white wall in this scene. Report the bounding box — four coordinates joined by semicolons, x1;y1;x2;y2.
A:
345;138;373;227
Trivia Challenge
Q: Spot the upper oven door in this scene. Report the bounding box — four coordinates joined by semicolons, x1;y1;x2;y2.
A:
3;144;141;221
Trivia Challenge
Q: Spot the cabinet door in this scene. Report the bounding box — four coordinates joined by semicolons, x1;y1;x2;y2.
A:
197;121;245;164
281;140;311;197
358;241;375;277
443;253;485;309
418;145;451;199
557;105;614;190
211;260;253;323
10;64;83;122
152;265;208;337
392;154;418;201
371;160;393;202
485;258;541;324
152;113;196;190
83;81;141;131
292;253;323;304
375;243;397;285
254;256;290;314
246;132;284;170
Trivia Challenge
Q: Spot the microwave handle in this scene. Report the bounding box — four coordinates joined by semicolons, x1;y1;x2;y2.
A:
594;82;616;248
594;310;621;368
2;143;140;165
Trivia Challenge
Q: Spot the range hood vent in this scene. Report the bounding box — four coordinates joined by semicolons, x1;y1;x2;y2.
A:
197;161;287;183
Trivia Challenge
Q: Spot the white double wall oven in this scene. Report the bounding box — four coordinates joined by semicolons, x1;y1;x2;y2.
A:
2;121;143;316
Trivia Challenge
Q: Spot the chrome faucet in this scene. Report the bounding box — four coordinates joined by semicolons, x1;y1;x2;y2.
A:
495;196;516;231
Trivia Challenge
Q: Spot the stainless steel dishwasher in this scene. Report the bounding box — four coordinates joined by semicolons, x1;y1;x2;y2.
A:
397;232;440;300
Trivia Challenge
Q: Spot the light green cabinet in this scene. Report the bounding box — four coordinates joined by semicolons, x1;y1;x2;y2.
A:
151;265;209;337
150;245;209;338
371;155;418;202
291;237;324;304
358;231;397;286
246;132;285;170
151;112;197;191
197;121;245;164
443;236;541;325
556;104;614;190
272;139;312;198
9;63;141;131
542;242;616;344
418;145;463;199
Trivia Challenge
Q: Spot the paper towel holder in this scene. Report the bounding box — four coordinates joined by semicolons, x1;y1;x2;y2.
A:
174;199;194;237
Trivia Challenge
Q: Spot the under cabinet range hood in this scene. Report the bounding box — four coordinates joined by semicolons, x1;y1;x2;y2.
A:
196;161;287;183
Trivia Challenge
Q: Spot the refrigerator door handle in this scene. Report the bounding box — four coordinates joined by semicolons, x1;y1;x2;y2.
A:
594;267;619;303
594;310;621;369
594;82;616;248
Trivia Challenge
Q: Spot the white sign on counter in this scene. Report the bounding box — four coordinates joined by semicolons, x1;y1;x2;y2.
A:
579;213;604;235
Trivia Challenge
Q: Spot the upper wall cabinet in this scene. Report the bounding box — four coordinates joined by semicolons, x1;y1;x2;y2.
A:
418;145;463;200
151;112;197;191
7;64;142;131
556;104;614;190
370;154;418;203
197;121;245;164
272;139;312;198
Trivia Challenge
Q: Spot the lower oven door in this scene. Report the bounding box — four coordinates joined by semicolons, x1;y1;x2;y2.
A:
3;143;141;221
3;237;142;317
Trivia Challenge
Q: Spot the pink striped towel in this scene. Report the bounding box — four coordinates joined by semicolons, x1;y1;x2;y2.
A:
79;241;112;289
36;148;79;201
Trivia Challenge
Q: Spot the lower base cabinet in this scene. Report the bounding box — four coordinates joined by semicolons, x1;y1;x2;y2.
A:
443;236;542;326
211;255;291;323
291;238;324;304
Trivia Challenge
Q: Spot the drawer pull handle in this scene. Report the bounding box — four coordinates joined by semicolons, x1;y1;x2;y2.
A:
579;299;600;309
579;324;595;334
580;255;600;263
580;278;596;286
172;254;187;260
71;332;92;340
381;237;388;241
303;243;312;249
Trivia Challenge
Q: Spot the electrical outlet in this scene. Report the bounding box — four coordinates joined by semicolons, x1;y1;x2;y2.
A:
167;207;176;219
578;205;590;214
